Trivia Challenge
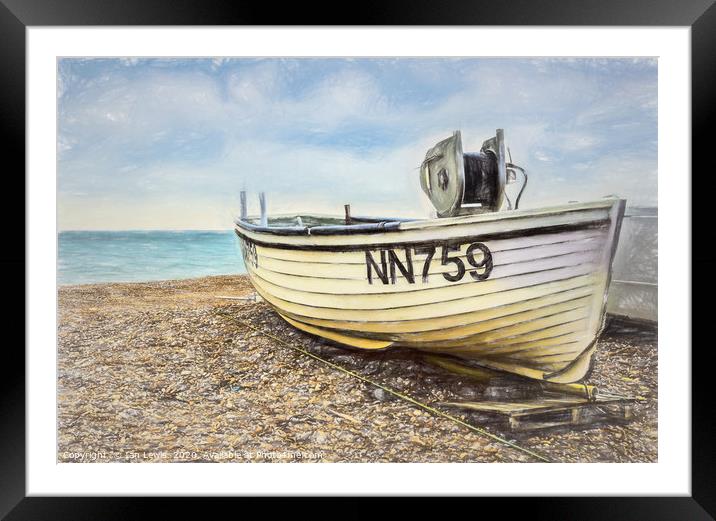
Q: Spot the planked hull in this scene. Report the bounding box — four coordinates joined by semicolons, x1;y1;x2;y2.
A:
234;198;626;383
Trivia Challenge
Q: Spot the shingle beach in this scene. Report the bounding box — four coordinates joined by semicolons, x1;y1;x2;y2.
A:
57;275;657;463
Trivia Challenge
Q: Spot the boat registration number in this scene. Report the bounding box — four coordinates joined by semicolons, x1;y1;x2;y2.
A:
365;242;493;285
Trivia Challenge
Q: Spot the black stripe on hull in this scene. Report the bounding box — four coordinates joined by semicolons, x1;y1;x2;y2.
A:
234;220;610;252
234;206;613;236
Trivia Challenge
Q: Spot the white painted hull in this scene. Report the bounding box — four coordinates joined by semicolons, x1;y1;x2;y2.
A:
235;198;626;383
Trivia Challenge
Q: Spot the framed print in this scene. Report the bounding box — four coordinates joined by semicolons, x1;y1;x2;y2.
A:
5;0;714;517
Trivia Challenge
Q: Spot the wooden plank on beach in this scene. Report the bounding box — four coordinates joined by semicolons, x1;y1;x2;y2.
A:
440;395;634;431
216;294;262;302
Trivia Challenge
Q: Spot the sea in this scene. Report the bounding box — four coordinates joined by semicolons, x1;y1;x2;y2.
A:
58;230;246;285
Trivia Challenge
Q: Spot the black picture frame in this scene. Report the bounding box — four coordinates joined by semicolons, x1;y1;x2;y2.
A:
5;0;713;517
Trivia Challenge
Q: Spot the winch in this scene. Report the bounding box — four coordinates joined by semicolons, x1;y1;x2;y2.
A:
420;129;527;217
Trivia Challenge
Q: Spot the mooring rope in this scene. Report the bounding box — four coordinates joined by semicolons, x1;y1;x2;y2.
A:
233;318;551;463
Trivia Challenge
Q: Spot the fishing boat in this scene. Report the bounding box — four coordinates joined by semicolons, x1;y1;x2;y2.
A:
234;130;625;384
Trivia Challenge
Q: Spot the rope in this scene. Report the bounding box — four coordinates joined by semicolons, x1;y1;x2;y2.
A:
233;318;551;463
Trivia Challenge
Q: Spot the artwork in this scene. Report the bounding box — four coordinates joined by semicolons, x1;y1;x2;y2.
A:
57;58;657;463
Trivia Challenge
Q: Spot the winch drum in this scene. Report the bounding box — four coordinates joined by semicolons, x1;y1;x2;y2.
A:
420;129;508;217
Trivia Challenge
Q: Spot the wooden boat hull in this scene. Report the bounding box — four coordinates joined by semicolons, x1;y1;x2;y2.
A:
234;198;626;383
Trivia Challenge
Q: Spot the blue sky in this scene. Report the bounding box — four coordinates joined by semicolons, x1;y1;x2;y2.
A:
58;57;657;230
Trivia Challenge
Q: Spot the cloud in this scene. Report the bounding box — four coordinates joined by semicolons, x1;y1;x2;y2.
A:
57;58;657;229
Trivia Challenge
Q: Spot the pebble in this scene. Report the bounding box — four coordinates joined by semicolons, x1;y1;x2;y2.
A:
57;275;658;463
371;388;397;402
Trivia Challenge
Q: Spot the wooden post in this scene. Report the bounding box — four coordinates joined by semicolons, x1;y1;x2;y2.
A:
344;204;351;225
259;192;268;227
239;191;247;221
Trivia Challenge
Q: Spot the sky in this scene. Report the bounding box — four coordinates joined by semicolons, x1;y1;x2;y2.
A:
57;57;657;230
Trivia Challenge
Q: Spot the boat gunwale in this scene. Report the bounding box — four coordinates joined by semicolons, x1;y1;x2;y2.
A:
233;198;623;238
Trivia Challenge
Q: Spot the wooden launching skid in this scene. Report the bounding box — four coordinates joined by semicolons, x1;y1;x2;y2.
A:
424;355;636;431
441;396;634;431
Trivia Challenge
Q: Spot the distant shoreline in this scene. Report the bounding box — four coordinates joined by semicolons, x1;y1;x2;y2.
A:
58;229;235;233
57;272;248;288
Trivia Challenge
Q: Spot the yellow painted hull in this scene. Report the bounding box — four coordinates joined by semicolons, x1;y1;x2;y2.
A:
235;199;625;383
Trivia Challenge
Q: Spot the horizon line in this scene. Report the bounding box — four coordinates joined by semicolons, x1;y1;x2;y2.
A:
58;228;234;233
